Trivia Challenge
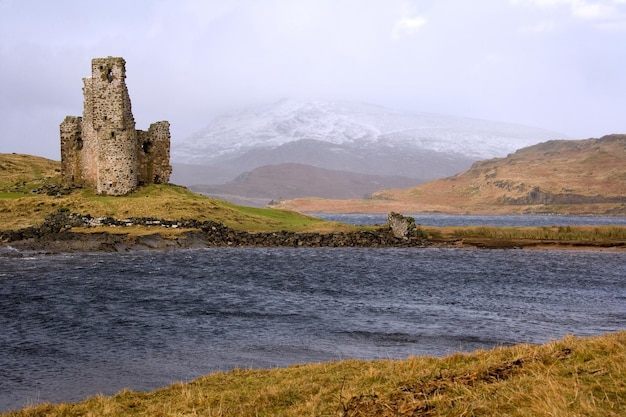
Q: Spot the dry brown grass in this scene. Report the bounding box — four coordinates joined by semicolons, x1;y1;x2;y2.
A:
433;225;626;241
4;332;626;416
276;136;626;215
417;225;626;250
0;153;60;187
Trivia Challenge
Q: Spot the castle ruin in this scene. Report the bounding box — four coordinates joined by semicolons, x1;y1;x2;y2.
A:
60;57;171;196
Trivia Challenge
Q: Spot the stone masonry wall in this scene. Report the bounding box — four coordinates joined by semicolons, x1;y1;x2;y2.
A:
59;116;83;184
137;121;172;185
60;57;172;196
91;58;138;195
80;77;98;186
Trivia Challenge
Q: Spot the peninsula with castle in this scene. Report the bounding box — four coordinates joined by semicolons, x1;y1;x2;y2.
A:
60;57;171;196
0;56;624;253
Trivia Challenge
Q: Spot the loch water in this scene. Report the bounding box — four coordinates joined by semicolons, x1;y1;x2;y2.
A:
314;213;626;227
1;219;625;411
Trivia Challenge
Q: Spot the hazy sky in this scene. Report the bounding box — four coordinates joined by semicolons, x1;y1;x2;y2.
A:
1;0;625;160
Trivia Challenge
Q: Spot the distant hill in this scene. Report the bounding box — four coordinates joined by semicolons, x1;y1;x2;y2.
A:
189;163;423;207
170;163;239;186
171;100;564;185
275;135;626;216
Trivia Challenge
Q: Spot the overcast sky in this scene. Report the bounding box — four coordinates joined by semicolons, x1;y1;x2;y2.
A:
1;0;625;160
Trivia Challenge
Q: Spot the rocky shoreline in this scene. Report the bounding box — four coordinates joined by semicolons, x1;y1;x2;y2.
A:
1;210;623;255
0;210;436;254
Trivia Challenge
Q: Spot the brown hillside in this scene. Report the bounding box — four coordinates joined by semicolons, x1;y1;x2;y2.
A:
276;135;626;215
190;163;422;206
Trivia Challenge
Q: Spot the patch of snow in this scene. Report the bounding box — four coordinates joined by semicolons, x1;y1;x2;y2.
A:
172;99;565;164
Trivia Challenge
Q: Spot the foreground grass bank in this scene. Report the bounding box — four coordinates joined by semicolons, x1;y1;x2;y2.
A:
4;331;626;416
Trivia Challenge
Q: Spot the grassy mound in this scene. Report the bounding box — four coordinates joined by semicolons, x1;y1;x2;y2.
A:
0;154;335;233
4;331;625;416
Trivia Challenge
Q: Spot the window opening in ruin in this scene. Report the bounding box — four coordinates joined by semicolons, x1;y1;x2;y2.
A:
75;137;83;150
103;116;107;120
106;69;113;83
111;131;115;138
142;141;153;154
154;175;160;184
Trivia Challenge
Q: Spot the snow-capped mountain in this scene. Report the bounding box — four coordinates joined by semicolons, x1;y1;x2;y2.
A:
173;99;565;165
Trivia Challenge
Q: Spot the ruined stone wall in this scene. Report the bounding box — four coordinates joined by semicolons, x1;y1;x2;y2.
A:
60;57;172;196
387;212;416;239
80;78;98;187
59;116;83;184
136;121;172;185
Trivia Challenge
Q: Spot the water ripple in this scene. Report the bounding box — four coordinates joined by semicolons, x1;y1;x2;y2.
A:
0;247;624;411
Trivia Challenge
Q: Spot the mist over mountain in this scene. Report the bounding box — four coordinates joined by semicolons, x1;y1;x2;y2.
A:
173;99;563;164
170;100;565;202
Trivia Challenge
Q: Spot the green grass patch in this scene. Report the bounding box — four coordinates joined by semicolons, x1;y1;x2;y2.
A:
218;201;329;231
0;192;26;199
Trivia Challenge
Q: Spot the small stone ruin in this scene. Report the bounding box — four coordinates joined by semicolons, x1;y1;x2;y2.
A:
387;212;417;239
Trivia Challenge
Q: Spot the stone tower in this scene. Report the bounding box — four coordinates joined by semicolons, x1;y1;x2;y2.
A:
60;57;171;196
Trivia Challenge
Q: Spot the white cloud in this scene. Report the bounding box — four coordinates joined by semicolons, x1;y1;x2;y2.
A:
512;0;626;20
571;1;618;19
392;16;427;39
